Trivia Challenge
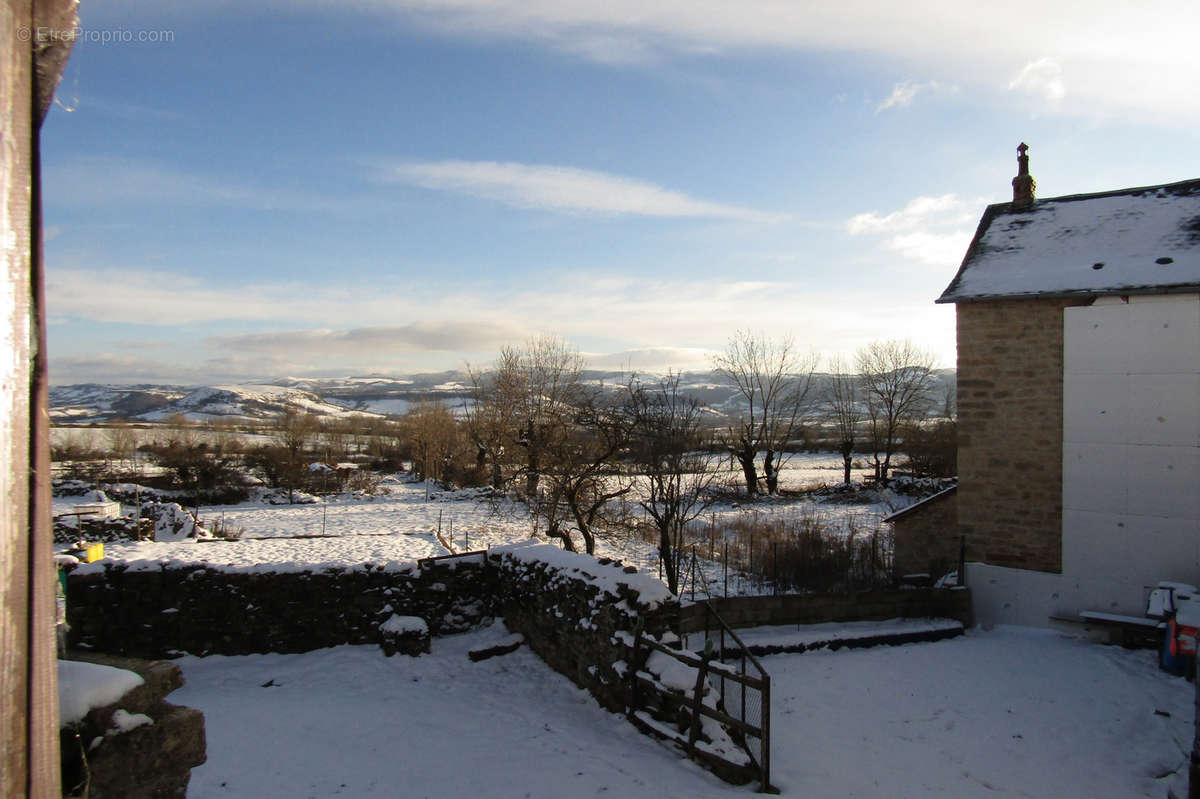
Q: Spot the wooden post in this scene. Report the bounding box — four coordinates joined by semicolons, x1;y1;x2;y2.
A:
690;546;696;602
2;2;77;795
628;623;643;719
686;657;710;755
760;672;773;792
958;535;966;587
1191;654;1200;798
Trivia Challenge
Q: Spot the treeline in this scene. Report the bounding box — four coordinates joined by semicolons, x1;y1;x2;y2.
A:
52;332;953;592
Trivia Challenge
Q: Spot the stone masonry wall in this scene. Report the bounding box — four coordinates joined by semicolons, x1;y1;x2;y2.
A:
488;545;678;713
65;543;677;719
956;298;1090;573
892;490;960;578
66;556;499;658
676;587;971;632
69;548;962;691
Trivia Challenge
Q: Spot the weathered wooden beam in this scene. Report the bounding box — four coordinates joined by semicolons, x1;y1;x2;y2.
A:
1;0;76;795
1;6;37;796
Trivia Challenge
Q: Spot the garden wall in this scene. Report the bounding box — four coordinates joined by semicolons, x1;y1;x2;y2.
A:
488;544;677;713
677;588;972;633
64;542;678;716
66;553;500;657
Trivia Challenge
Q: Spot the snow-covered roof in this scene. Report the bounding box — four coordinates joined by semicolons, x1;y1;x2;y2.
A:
883;485;957;523
938;178;1200;303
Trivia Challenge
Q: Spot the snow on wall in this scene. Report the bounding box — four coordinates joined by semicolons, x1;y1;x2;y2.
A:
491;540;674;610
58;660;145;726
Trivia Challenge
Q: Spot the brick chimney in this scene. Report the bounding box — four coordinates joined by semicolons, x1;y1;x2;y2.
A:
1011;142;1036;209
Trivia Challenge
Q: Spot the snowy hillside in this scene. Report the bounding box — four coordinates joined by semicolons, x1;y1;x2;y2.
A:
49;382;384;424
49;369;956;424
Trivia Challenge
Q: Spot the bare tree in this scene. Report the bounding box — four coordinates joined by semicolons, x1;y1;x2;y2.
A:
363;417;406;471
855;339;936;484
270;409;321;502
147;426;245;503
405;400;462;485
471;335;587;498
711;331;819;495
319;417;351;463
627;374;718;594
824;356;861;485
104;421;138;474
532;390;632;555
465;358;524;490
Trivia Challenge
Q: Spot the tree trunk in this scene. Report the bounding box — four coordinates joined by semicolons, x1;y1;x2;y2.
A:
840;442;853;485
737;445;758;496
545;523;576;552
525;454;539;497
660;528;677;594
571;497;597;555
764;449;779;495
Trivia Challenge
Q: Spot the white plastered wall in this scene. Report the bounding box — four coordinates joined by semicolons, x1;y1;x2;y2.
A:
971;294;1200;627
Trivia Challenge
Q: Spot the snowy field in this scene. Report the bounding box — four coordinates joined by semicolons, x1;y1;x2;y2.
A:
64;453;908;582
173;625;1192;799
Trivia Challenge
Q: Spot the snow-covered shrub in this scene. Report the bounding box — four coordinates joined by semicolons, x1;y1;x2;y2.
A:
143;503;213;541
52;478;93;497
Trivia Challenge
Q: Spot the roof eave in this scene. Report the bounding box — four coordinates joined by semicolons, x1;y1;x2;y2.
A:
935;202;1012;303
883;484;958;523
938;283;1200;305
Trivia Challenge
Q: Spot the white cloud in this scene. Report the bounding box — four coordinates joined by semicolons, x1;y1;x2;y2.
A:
91;1;1200;122
887;230;974;267
582;347;715;371
378;160;773;221
876;81;954;113
48;263;959;383
846;194;980;270
846;194;973;235
1007;57;1066;103
329;1;1199;124
45;157;336;213
48;352;303;385
209;321;529;355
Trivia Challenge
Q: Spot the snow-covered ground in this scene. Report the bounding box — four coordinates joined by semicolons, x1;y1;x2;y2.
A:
60;453;1192;796
173;624;1193;798
65;453;922;597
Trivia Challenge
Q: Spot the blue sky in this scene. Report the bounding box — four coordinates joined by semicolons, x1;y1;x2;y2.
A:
42;1;1200;384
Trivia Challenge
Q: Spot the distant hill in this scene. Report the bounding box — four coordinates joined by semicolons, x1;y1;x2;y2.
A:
50;369;955;425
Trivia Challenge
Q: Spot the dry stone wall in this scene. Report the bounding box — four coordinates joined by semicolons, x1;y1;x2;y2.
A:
488;544;678;713
66;541;681;730
66;554;499;658
678;587;971;632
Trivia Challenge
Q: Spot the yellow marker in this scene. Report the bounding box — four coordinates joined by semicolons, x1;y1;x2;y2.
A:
80;542;104;563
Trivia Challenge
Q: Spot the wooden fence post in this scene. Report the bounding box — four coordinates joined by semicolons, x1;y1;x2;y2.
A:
1;3;76;795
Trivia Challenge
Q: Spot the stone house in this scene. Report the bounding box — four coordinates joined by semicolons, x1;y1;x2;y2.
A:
897;145;1200;626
